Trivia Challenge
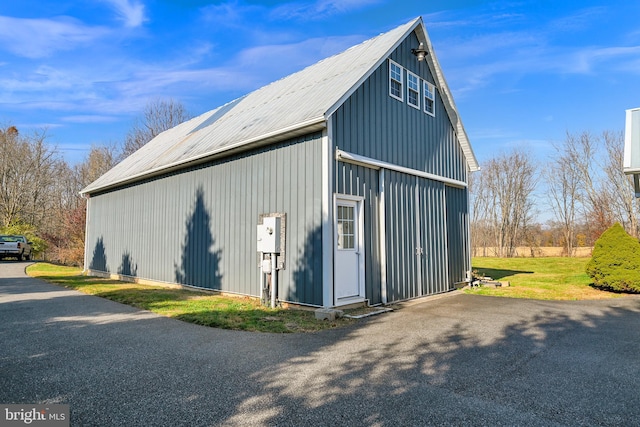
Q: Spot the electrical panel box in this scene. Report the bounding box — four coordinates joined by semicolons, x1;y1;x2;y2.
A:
257;217;281;253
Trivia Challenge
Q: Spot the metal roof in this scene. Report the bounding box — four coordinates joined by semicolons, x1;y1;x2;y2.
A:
82;17;478;195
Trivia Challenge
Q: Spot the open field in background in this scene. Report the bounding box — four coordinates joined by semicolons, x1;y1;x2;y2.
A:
473;247;593;258
26;263;354;333
468;257;624;300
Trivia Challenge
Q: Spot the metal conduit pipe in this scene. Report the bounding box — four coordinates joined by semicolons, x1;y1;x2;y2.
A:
271;254;277;309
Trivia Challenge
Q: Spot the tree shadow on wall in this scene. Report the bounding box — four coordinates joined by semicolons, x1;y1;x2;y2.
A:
89;237;108;272
174;187;222;290
118;251;138;277
291;226;323;306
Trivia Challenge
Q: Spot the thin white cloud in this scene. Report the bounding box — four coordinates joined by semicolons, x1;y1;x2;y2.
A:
1;65;75;92
431;4;640;98
470;128;521;141
200;1;258;27
62;115;120;123
233;35;363;70
446;42;640;98
569;45;640;74
0;15;109;58
546;7;607;33
100;0;147;28
271;0;382;21
17;122;64;130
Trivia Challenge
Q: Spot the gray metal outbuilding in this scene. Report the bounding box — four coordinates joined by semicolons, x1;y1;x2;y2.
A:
81;17;479;308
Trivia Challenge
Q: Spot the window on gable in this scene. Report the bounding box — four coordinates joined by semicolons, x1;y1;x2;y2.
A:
389;60;403;101
424;81;435;116
407;71;420;109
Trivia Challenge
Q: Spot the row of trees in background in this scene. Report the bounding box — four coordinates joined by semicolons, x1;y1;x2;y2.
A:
471;130;640;257
0;99;190;265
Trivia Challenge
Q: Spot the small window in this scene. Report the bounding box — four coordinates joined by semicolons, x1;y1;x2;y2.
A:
389;60;403;101
336;205;355;250
424;81;435;116
407;71;420;109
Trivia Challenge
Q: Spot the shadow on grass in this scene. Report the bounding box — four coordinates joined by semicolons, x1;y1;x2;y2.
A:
38;273;354;333
94;288;191;308
34;274;126;288
588;282;640;294
472;266;533;280
174;309;349;333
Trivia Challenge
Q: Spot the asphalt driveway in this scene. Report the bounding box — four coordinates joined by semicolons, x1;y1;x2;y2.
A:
1;261;640;426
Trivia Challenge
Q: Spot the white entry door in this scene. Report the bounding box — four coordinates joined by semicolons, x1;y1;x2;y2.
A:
334;197;364;305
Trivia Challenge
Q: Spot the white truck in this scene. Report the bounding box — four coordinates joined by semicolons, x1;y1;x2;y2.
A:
0;235;33;261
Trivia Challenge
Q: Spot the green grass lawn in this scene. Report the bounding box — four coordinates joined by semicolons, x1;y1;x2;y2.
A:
27;263;354;333
28;258;623;332
468;257;623;300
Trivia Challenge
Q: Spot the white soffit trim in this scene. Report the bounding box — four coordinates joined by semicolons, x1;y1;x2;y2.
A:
336;149;467;188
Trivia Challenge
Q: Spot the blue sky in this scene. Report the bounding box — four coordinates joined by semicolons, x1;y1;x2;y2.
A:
1;0;639;165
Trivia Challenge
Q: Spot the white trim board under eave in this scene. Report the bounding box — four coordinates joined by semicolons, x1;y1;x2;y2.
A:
335;149;467;188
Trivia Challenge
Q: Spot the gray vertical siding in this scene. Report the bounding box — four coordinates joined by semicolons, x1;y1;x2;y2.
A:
331;31;471;303
333;32;468;183
384;171;420;302
86;133;324;306
416;177;449;295
334;163;461;304
335;162;382;304
445;185;470;284
383;172;450;302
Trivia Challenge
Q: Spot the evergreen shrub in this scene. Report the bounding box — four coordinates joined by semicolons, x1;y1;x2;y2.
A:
585;223;640;293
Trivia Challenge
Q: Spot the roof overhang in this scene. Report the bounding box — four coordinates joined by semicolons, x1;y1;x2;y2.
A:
82;116;327;196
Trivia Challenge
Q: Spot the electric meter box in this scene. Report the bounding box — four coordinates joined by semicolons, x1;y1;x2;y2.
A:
257;217;281;253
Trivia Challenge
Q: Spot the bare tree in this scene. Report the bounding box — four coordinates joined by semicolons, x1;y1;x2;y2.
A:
602;130;640;237
0;126;23;227
547;137;582;255
0;126;59;228
469;170;492;256
121;98;191;157
75;143;121;190
40;144;122;265
559;130;640;241
472;148;537;257
23;130;60;228
564;131;615;242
